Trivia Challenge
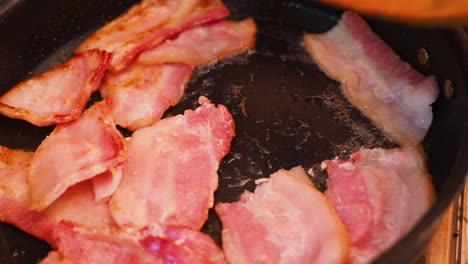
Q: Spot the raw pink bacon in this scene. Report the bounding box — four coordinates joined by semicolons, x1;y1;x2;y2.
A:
215;167;349;264
325;147;435;264
110;97;235;229
101;63;193;131
48;221;227;264
0;50;111;126
138;18;257;66
28;100;126;211
75;0;229;72
0;146;114;246
303;11;439;146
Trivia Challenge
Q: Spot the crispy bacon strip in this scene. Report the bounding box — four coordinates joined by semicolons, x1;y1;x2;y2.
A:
303;11;439;146
75;0;229;72
48;221;227;264
138;19;257;66
325;147;435;264
0;146;114;246
110;97;235;229
215;167;349;264
28;100;126;211
101;63;193;131
0;50;110;126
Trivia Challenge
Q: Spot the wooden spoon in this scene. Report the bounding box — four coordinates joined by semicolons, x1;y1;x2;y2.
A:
316;0;468;26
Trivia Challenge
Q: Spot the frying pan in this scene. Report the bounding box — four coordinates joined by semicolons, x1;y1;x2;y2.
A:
0;0;467;263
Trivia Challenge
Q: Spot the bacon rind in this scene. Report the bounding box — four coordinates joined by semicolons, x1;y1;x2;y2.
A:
75;0;229;72
325;147;435;264
303;11;439;146
109;97;235;229
215;167;349;264
101;63;193;131
0;50;111;126
28;100;126;211
138;18;257;66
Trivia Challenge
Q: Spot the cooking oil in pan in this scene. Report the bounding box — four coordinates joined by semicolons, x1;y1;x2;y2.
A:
187;52;395;245
169;33;395;200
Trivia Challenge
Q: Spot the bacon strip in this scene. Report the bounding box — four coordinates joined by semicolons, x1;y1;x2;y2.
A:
75;0;229;72
51;222;156;264
49;221;227;264
325;147;435;264
215;167;349;264
0;50;111;126
46;181;116;235
110;97;235;229
101;63;193;131
0;146;114;246
141;225;228;264
303;11;439;146
91;167;122;202
28;100;126;211
38;252;74;264
0;181;115;247
138;18;257;66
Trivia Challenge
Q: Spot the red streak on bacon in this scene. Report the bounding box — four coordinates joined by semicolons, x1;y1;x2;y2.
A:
110;97;235;229
215;167;349;264
75;0;229;72
28;100;126;211
0;146;114;246
49;222;227;264
325;148;435;264
101;63;193;131
138;19;257;66
0;50;110;126
303;11;439;146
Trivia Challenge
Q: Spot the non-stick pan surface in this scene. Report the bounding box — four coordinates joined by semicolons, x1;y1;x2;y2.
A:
0;0;467;263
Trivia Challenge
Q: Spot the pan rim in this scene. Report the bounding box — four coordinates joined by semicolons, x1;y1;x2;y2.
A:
0;1;468;263
373;27;468;263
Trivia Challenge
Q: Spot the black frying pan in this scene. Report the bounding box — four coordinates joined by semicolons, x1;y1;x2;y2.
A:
0;0;467;263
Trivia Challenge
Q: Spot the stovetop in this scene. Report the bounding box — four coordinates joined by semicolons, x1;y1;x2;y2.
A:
416;181;468;264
